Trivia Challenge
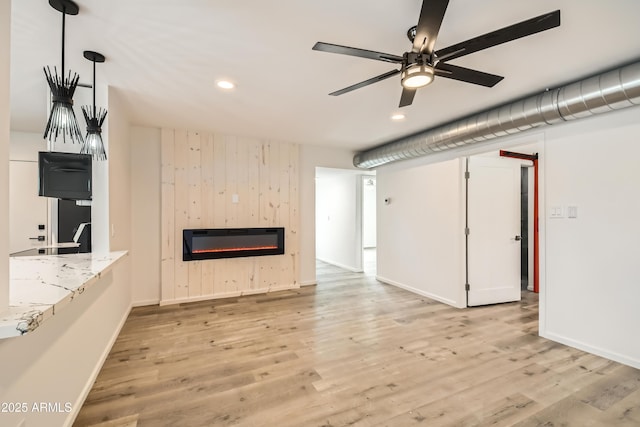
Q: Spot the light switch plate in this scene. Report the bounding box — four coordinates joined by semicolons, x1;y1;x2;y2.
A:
567;206;578;218
549;206;564;218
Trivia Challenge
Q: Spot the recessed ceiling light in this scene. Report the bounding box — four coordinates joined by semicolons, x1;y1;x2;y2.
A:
391;113;406;121
216;80;235;90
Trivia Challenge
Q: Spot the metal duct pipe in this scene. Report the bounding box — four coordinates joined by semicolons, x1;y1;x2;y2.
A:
353;60;640;169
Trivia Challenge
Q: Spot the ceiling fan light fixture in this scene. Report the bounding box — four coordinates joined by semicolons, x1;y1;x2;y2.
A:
401;63;434;89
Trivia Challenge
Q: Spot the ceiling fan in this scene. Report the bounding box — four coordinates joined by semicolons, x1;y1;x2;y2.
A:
313;1;560;107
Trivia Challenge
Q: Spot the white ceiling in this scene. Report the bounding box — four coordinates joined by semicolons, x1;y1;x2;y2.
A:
9;0;640;152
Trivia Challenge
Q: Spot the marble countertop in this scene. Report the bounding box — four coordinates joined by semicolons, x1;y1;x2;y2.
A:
0;251;128;339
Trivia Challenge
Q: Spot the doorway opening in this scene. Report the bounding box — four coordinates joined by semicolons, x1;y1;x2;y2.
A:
520;166;535;291
362;176;377;277
466;148;538;306
500;149;538;293
314;168;376;282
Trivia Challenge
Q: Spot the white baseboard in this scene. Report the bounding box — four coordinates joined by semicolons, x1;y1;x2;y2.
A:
541;330;640;370
66;303;132;427
132;298;160;307
376;275;464;308
160;283;300;306
316;257;363;273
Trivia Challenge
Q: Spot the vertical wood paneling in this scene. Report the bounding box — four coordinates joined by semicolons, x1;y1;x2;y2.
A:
225;135;238;228
187;131;202;227
161;129;299;304
200;134;215;296
223;135;238;294
266;142;280;288
247;139;261;290
160;129;175;302
259;142;270;227
289;144;300;285
187;131;202;298
247;139;261;226
269;142;281;228
173;130;189;300
212;134;228;295
236;139;249;227
212;134;226;228
278;144;291;286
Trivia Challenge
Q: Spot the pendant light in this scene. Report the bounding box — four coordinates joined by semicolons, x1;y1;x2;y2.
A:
43;0;83;145
81;51;107;161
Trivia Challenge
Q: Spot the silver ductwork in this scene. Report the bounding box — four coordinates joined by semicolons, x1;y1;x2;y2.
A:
354;60;640;169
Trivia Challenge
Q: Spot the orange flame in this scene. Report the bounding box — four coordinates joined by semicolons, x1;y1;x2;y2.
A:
192;245;278;254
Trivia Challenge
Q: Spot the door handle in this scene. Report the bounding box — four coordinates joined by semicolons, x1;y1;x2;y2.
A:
29;236;46;241
514;235;522;241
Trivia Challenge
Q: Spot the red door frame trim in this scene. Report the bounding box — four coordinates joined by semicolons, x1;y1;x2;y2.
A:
499;150;539;293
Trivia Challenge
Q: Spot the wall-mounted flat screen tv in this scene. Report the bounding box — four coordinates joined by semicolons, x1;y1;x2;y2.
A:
38;151;92;200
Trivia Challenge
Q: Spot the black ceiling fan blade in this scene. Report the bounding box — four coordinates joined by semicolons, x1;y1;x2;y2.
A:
399;87;417;107
435;10;560;63
313;42;404;64
435;63;504;87
412;0;450;55
329;69;401;96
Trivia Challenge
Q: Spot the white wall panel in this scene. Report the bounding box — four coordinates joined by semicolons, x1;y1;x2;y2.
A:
131;126;161;305
542;106;640;368
376;159;466;308
0;1;10;311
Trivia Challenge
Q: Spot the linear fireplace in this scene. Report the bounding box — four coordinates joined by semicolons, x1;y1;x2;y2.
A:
183;227;285;261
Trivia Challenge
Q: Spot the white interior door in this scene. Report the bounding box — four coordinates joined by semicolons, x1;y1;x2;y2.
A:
467;156;521;306
9;160;49;254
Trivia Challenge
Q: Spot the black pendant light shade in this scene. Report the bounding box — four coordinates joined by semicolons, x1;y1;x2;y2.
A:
81;50;107;161
44;0;83;145
43;66;83;143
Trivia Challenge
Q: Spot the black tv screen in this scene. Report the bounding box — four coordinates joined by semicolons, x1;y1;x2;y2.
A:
38;151;92;200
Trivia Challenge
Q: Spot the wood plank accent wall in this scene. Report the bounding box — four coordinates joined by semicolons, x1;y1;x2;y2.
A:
161;129;299;304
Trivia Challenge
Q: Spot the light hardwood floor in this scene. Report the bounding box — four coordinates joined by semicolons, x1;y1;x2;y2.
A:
75;262;640;426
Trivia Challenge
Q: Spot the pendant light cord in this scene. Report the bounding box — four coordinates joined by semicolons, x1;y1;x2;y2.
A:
92;60;96;116
61;9;65;81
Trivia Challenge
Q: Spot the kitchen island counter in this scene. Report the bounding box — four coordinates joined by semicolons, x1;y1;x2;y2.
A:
0;251;128;339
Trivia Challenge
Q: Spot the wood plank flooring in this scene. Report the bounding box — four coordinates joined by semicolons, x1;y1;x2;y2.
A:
74;262;640;426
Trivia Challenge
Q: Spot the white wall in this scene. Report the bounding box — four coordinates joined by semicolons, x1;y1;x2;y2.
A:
9;131;46;161
0;257;131;427
376;158;466;308
541;106;640;369
371;104;640;367
130;126;161;305
1;82;134;427
106;87;131;253
0;0;10;311
8;132;48;254
299;145;359;285
316;169;362;271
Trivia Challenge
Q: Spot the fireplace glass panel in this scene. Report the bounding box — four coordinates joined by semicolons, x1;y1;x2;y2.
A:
183;228;285;261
